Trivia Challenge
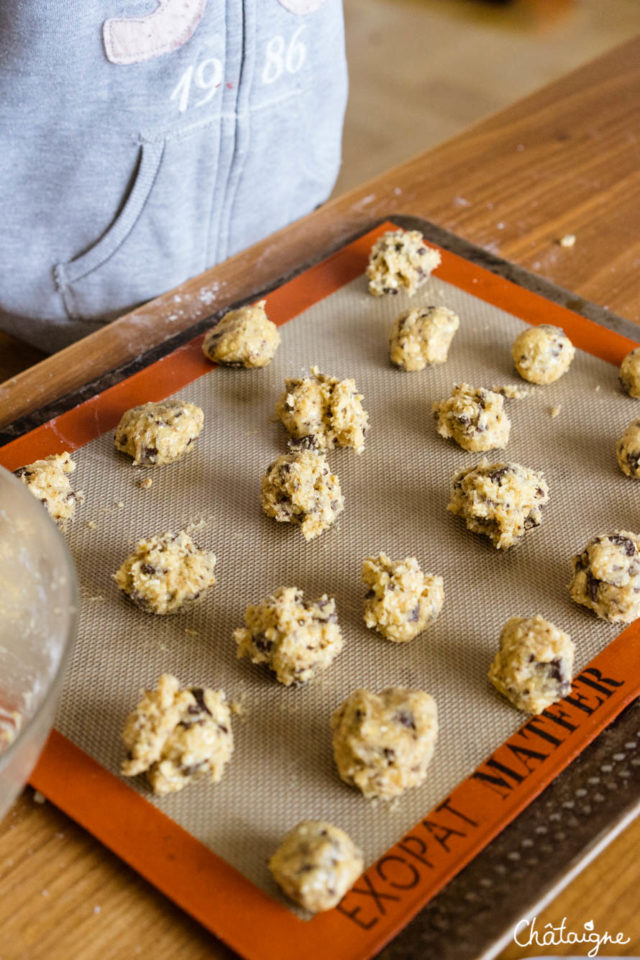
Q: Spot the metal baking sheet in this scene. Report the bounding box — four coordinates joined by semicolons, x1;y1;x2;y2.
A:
1;217;638;960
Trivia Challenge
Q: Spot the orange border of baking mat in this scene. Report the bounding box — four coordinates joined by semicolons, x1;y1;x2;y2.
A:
1;223;638;960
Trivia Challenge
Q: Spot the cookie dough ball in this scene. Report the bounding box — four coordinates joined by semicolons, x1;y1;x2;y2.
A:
15;451;82;526
389;305;459;371
261;450;344;541
433;383;511;452
202;300;280;368
366;229;441;297
235;587;343;686
121;674;233;795
115;400;203;466
489;615;574;714
269;821;363;913
362;553;444;643
448;460;549;550
114;531;216;614
332;687;438;799
512;325;575;385
617;420;640;478
620;347;640;398
275;366;369;454
569;532;640;623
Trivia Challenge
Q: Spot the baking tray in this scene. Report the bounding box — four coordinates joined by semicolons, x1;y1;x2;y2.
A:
1;220;637;956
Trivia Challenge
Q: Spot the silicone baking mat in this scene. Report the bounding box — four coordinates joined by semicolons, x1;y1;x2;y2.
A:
1;224;638;960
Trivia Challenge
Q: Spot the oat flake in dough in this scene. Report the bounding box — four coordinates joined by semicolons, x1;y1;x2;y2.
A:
569;531;640;623
121;674;233;795
15;451;82;526
114;531;216;614
332;687;438;800
488;615;574;715
275;366;369;453
260;450;344;540
234;587;343;686
389;305;459;371
201;300;280;368
433;383;510;452
448;460;549;550
269;821;363;913
616;419;640;478
512;324;575;385
115;400;203;466
366;229;441;297
362;553;444;643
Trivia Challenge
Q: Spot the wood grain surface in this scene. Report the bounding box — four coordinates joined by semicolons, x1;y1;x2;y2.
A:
0;36;639;960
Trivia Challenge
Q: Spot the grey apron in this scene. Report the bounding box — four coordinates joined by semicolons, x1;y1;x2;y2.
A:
0;0;347;351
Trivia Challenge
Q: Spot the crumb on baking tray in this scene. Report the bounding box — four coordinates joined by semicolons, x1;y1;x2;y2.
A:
558;234;576;248
491;384;531;400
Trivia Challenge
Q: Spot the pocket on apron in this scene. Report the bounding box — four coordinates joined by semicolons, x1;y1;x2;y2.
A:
54;115;222;323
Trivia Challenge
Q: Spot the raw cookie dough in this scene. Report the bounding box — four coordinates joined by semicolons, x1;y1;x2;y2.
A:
366;229;441;297
0;708;21;755
260;450;344;541
275;366;369;453
115;400;204;466
569;531;640;623
433;383;511;452
620;347;640;398
15;451;82;525
488;615;574;714
121;673;233;795
234;587;343;686
616;419;640;478
201;300;280;368
269;821;363;912
512;325;575;385
114;531;216;614
491;384;531;400
362;553;444;643
448;460;549;550
332;687;438;799
389;305;459;371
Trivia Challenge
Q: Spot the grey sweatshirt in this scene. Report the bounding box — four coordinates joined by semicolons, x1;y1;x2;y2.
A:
0;0;347;351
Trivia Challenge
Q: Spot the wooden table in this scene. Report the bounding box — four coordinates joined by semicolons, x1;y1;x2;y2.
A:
1;36;638;960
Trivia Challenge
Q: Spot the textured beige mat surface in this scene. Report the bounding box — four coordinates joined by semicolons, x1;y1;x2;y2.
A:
59;270;633;905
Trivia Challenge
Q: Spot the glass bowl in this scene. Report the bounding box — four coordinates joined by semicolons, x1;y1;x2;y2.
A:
0;464;78;819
